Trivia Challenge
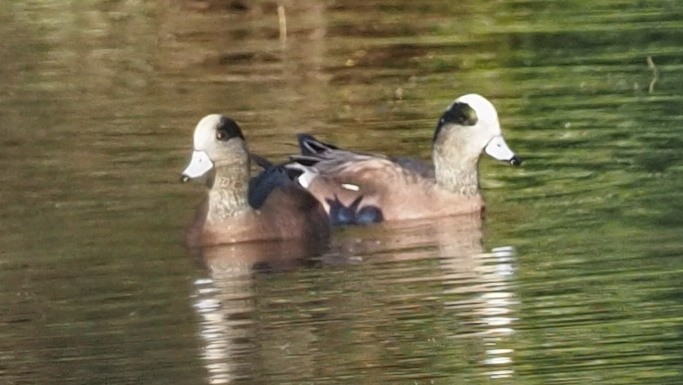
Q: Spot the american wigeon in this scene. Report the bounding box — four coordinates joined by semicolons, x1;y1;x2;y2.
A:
289;94;522;225
181;114;330;247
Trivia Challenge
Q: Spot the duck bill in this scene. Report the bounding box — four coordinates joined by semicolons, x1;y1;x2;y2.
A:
484;136;523;166
181;150;214;182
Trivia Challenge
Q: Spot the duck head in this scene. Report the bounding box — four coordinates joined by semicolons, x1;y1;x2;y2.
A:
181;114;248;182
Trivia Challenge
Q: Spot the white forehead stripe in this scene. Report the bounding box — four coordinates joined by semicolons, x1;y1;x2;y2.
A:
193;114;223;150
456;94;499;127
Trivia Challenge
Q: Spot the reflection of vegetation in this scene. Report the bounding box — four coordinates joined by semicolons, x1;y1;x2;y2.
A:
507;221;683;385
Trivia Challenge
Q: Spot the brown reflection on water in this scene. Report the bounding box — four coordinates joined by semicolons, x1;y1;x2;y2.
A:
190;239;326;384
190;213;517;384
157;0;334;131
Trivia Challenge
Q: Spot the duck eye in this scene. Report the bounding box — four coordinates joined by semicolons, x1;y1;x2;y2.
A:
215;118;245;141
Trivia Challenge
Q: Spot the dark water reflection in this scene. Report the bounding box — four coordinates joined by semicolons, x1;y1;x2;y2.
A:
1;0;682;384
192;215;518;384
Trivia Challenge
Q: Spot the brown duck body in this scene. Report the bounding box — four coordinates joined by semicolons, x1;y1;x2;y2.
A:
181;114;329;247
186;183;329;247
291;94;521;225
302;155;484;222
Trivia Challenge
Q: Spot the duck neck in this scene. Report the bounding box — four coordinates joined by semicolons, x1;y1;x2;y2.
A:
433;147;480;196
206;157;251;222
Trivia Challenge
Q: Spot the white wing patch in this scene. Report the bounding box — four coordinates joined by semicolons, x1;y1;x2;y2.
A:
341;183;360;191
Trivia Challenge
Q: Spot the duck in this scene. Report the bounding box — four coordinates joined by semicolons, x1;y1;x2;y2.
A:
180;114;330;247
288;94;522;225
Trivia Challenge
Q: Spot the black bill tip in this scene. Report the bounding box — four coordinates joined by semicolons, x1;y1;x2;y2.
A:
509;156;523;166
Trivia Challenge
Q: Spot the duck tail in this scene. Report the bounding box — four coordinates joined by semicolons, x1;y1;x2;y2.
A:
297;134;338;156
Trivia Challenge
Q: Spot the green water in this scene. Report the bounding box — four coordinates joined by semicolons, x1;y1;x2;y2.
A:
1;1;682;384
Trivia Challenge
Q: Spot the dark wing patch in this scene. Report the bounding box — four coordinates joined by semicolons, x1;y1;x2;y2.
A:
248;161;302;209
326;196;357;226
356;205;384;225
326;195;383;226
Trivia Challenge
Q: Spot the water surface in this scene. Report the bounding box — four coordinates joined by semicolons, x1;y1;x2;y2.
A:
1;1;682;384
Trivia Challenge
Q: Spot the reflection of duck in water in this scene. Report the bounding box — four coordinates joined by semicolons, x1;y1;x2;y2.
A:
180;114;329;248
288;94;522;225
180;116;332;384
191;211;517;384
